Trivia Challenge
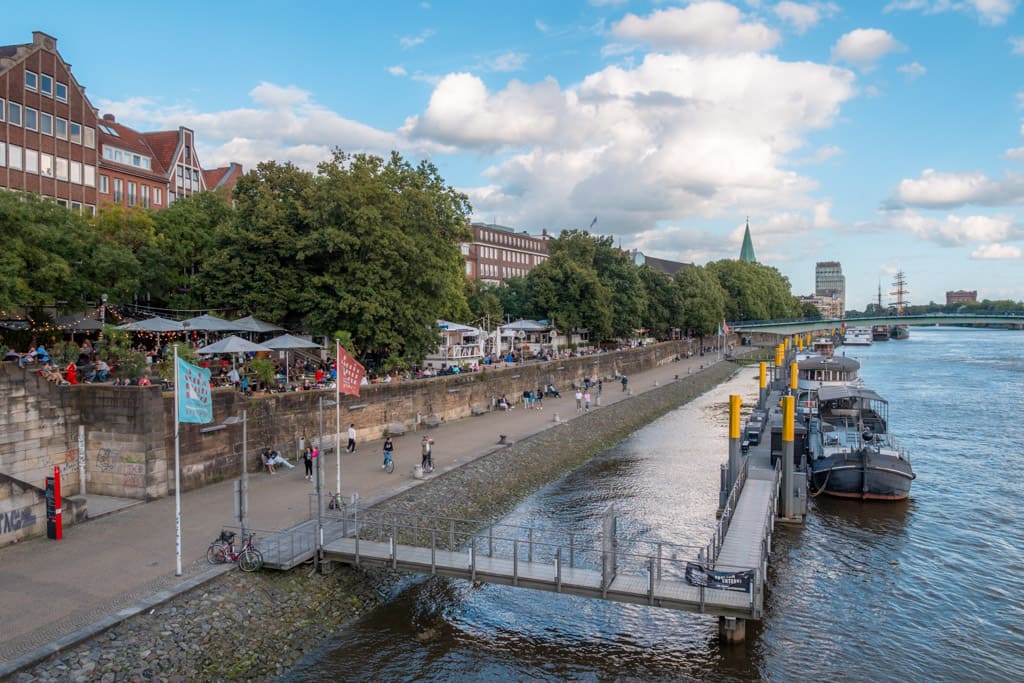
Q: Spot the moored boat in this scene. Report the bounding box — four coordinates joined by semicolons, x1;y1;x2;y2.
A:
843;326;873;346
807;385;915;501
890;324;909;340
872;325;890;341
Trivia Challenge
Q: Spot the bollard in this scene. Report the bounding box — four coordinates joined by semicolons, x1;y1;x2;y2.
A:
553;413;560;423
413;464;424;479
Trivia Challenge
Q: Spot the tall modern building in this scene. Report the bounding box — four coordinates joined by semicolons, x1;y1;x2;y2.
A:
815;261;846;313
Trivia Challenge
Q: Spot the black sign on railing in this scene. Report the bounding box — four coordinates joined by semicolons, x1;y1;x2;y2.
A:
685;562;754;592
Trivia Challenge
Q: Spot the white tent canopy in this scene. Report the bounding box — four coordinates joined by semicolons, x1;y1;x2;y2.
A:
232;315;285;333
182;314;246;332
195;336;271;355
263;334;320;350
118;316;184;332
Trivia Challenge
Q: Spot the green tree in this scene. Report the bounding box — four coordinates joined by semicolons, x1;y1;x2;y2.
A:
675;265;725;337
494;276;534;321
706;259;801;321
527;252;613;341
638;265;684;339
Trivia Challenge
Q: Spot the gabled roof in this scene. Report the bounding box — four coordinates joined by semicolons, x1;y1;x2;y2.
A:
96;116;168;181
643;255;691;276
204;162;243;192
141;131;182;174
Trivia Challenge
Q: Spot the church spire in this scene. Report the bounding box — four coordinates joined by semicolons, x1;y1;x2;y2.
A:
739;217;756;263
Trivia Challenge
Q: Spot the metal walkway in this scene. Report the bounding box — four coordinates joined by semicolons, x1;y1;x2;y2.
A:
316;507;764;619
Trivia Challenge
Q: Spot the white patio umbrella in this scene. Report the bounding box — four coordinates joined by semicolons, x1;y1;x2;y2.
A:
118;316;184;332
232;315;285;334
195;335;273;376
263;334;321;385
182;314;247;332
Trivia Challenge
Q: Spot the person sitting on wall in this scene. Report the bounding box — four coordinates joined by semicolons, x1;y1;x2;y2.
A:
4;348;20;362
40;362;66;384
94;359;111;383
18;346;38;368
64;361;77;385
498;394;510;411
261;448;276;474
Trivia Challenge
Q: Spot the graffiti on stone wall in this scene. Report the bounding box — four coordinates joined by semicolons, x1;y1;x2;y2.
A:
90;448;146;489
1;505;39;537
95;448;118;472
123;463;145;488
60;448;78;476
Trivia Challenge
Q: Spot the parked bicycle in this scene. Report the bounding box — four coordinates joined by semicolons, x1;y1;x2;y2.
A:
206;530;263;572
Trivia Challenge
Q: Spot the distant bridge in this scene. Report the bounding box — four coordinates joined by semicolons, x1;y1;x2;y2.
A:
730;313;1024;335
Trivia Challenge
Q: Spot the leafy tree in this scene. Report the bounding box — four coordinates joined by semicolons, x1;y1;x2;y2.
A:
466;280;504;328
527;252;613;340
706;259;801;321
800;301;823;319
638;265;684;339
675;265;725;337
494;276;534;321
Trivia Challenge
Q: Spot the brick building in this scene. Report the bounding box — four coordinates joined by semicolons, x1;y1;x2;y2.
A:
0;31;100;213
464;222;550;283
946;290;977;305
1;31;240;213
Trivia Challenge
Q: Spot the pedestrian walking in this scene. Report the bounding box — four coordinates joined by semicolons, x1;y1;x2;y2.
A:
575;389;583;412
621;375;628;392
347;423;356;452
421;436;434;472
535;387;544;410
597;378;603;395
302;446;313;480
584;391;591;411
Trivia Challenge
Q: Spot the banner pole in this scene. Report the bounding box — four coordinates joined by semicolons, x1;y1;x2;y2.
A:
174;345;182;577
335;338;341;496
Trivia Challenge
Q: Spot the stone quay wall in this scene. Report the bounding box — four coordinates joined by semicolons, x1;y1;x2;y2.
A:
12;361;739;682
2;341;694;516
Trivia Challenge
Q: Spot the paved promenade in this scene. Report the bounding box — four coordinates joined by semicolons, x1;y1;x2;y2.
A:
0;351;727;670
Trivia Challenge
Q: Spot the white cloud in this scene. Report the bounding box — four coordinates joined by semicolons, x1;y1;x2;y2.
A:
407;51;854;236
898;61;927;80
400;29;435;49
831;28;905;70
888;169;1024;208
387;65;407;77
813;199;838;227
482;52;528;73
884;0;1017;26
1010;36;1024;54
972;243;1022;259
611;2;780;54
886;209;1024;246
773;2;831;34
97;82;414;172
1004;147;1024;160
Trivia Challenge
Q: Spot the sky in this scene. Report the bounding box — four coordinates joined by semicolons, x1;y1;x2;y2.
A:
7;0;1024;310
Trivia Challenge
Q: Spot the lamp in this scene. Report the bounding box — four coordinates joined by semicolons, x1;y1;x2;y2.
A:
316;396;337;571
100;293;108;326
223;410;248;540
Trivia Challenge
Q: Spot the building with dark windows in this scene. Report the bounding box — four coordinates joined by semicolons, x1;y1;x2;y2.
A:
945;290;977;305
0;31;100;213
814;261;845;313
2;31;240;213
464;222;550;283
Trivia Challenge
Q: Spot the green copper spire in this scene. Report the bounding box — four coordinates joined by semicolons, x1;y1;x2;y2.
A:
739;218;756;263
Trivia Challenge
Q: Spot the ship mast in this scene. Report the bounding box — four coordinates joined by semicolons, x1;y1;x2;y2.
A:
890;271;910;315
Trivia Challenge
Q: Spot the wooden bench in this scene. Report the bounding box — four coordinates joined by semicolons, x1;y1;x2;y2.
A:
470;404;487;416
385;423;407;437
422;415;442;428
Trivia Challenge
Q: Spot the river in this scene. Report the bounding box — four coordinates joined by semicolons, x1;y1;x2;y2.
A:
284;327;1024;682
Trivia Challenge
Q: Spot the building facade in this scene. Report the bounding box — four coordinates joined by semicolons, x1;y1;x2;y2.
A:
2;31;239;214
814;261;845;312
0;32;100;213
464;222;550;283
945;290;977;306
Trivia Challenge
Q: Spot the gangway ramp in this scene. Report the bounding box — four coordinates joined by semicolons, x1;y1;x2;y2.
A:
320;509;762;619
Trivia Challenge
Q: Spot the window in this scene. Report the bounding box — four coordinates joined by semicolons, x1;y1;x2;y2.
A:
40;74;53;97
55;157;68;180
83;165;95;187
71;202;82;213
85;205;96;216
0;97;4;122
113;178;123;203
0;144;5;167
84;127;95;149
56;82;68;102
24;107;37;131
99;175;109;194
8;102;22;126
192;168;200;182
98;123;118;136
184;145;191;162
141;185;150;208
56;199;67;208
70;161;82;184
39;112;53;136
25;71;38;91
9;145;22;170
40;153;53;177
153;187;162;205
127;181;136;205
25;150;38;174
56;118;67;139
69;122;82;144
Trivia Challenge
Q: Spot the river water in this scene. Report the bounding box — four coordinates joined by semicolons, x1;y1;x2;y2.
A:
285;327;1024;682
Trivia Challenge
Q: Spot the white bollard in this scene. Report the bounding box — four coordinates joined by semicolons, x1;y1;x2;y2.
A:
413;464;425;479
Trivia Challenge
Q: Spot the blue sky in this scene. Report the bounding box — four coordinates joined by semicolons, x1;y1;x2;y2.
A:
8;1;1024;309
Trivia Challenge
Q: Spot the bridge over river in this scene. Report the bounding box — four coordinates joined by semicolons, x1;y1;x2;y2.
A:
732;312;1024;335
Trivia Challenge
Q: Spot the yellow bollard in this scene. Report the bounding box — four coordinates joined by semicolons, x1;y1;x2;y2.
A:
730;395;742;440
790;361;798;391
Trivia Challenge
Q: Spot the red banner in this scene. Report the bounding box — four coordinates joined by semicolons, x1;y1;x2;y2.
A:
336;344;365;397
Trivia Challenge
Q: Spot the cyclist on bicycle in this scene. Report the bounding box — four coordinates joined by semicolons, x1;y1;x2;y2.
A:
382;437;394;469
421;435;434;472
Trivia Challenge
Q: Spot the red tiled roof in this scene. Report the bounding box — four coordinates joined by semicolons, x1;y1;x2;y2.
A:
141;131;181;173
96;116;168;181
203;163;243;192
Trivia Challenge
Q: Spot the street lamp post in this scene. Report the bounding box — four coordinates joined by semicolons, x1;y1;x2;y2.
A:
100;293;107;326
316;395;336;571
224;411;249;539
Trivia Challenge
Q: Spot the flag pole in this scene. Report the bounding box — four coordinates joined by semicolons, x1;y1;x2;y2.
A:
335;338;341;496
173;345;182;577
